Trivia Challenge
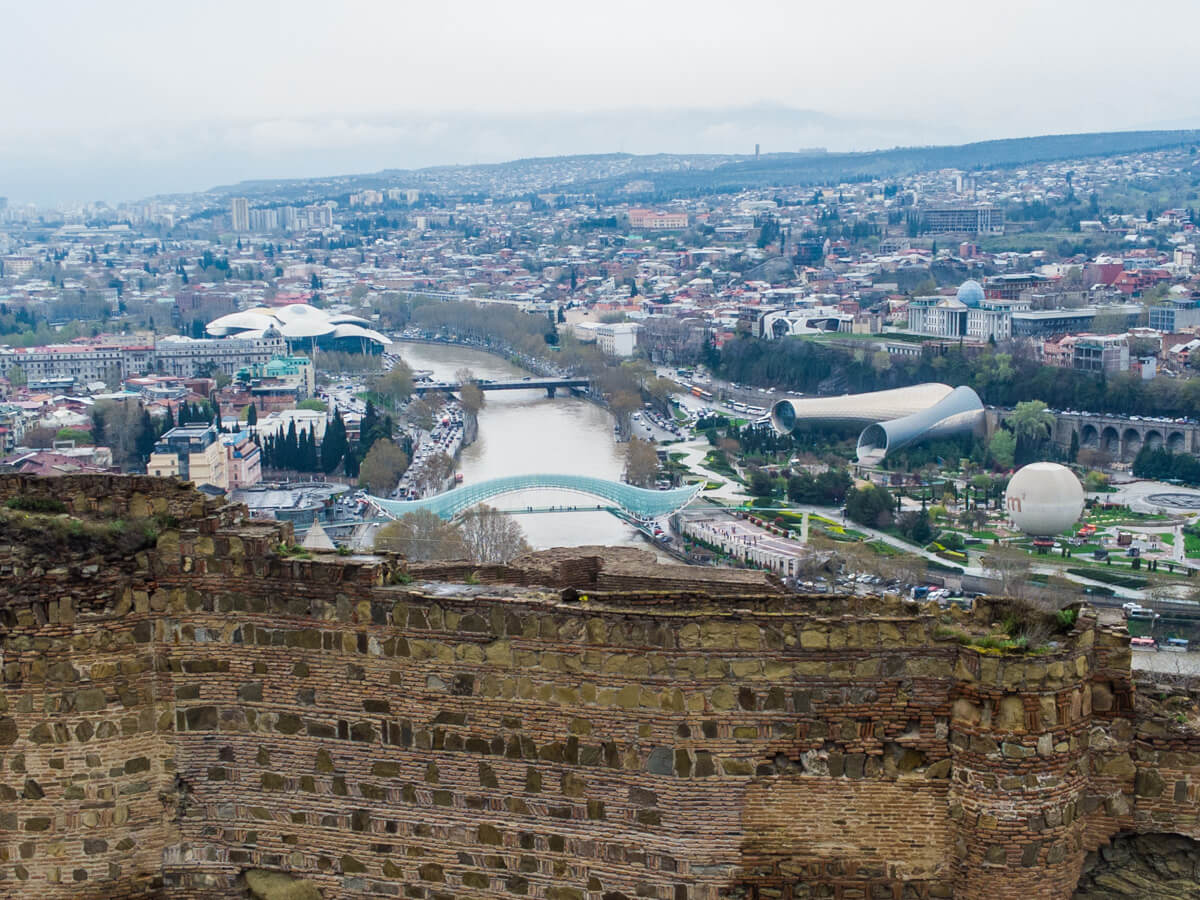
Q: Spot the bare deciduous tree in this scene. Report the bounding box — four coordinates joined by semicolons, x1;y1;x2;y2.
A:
982;545;1033;599
412;451;455;496
375;510;467;561
458;505;530;563
624;437;660;488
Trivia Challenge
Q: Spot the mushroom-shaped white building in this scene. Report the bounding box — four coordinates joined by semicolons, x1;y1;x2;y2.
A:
207;305;388;353
1004;462;1085;536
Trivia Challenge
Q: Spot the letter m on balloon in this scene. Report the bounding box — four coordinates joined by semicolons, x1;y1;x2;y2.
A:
1007;497;1022;513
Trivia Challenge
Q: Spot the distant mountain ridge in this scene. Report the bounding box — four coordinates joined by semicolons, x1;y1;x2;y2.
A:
203;128;1200;203
573;129;1200;197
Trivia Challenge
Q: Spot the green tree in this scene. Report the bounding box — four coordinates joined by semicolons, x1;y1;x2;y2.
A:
321;408;348;474
844;484;894;529
369;363;414;409
246;403;258;427
455;369;486;416
358;440;409;495
1008;400;1055;463
91;406;107;448
747;466;775;497
897;509;932;544
987;430;1017;469
55;428;92;445
5;364;26;387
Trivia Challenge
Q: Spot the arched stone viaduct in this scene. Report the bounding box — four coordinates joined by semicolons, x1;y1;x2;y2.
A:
1052;411;1200;460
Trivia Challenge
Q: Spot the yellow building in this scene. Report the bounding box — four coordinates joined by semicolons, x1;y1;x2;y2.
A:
147;424;228;491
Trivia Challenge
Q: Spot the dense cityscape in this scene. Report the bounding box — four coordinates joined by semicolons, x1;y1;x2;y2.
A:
7;137;1200;583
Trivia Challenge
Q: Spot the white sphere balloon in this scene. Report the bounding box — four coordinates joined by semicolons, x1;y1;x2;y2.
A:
1004;462;1085;536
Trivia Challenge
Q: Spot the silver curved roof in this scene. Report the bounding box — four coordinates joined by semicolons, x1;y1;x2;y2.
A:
855;385;984;463
770;383;954;434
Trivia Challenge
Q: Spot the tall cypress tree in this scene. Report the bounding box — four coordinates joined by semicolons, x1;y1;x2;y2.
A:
91;407;107;448
322;408;346;474
360;400;379;453
285;420;299;470
135;406;157;461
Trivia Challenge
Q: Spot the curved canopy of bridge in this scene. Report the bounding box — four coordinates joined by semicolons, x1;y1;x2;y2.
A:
368;473;704;521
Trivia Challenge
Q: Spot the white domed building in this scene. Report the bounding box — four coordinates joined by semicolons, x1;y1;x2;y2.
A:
1004;462;1085;537
956;279;985;307
207;304;389;354
906;278;1023;341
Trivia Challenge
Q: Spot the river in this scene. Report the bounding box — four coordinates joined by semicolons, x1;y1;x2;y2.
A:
389;341;650;551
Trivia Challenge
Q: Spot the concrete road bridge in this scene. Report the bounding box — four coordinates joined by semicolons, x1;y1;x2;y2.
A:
367;473;704;522
1051;411;1200;461
413;377;590;398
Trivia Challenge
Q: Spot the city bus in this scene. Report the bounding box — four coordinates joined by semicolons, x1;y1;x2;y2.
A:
689;386;713;401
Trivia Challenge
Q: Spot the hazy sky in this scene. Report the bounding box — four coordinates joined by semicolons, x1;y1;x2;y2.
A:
3;0;1199;205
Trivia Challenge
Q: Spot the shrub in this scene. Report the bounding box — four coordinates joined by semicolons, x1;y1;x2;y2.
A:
5;496;67;514
1056;608;1079;631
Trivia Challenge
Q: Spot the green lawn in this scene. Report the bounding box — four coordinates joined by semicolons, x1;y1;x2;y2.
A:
866;540;901;557
1185;531;1200;557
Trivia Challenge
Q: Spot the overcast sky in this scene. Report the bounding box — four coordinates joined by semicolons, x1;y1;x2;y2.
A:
3;0;1199;205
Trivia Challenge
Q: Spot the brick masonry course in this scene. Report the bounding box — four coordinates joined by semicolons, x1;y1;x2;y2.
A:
0;474;1196;899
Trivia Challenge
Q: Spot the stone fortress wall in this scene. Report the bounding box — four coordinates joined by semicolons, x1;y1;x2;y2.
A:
0;475;1199;899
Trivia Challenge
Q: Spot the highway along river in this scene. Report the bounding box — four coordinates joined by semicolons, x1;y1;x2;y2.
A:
390;340;649;550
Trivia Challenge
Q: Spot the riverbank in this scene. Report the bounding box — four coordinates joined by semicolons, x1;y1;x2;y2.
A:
386;340;648;551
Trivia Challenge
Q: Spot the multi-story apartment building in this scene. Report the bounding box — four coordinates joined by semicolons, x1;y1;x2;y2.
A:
984;273;1053;300
152;334;287;378
1;256;35;276
627;209;688;230
573;321;640;357
1149;297;1200;332
230;197;250;233
1011;304;1143;340
1042;334;1130;373
1074;333;1130;373
2;343;154;386
916;204;1004;235
148;423;227;490
0;334;286;387
249;208;279;232
595;322;640;357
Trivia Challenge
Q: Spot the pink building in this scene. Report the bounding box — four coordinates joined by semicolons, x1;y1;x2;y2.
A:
223;433;262;489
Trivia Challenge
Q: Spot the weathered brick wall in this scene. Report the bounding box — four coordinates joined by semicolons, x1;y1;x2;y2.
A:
156;576;973;900
3;475;1200;900
0;513;177;897
0;472;232;524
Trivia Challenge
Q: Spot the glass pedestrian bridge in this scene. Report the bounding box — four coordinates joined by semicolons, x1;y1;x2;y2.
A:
368;473;704;522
